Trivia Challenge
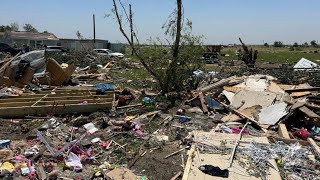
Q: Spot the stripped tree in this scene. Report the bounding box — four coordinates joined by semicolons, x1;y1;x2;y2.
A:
111;0;203;94
238;38;258;67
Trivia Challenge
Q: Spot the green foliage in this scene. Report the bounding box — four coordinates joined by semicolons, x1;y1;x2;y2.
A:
264;43;269;47
310;40;318;47
76;30;83;39
10;22;19;31
289;46;294;51
23;23;38;32
0;25;12;32
293;42;299;47
139;29;204;92
273;41;283;47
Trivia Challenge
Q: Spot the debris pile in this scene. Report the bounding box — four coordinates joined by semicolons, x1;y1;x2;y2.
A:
0;50;319;180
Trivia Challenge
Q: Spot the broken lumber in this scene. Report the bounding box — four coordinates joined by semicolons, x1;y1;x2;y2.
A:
46;58;75;86
228;121;251;168
103;62;111;69
182;145;195;180
0;52;21;74
164;147;186;159
219;101;259;124
278;124;290;139
285;87;320;93
198;93;208;113
128;150;146;168
170;171;182;180
117;103;143;109
198;76;237;93
308;138;320;157
299;106;320;118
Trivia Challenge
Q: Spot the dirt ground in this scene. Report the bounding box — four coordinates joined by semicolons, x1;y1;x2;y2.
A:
133;143;183;180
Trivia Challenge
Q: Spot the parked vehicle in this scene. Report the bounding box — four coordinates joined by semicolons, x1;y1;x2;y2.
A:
0;43;22;56
45;46;69;52
202;45;221;64
93;49;124;58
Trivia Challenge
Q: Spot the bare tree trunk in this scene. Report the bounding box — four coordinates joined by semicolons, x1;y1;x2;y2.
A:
239;37;257;67
129;4;134;56
163;0;183;93
172;0;182;61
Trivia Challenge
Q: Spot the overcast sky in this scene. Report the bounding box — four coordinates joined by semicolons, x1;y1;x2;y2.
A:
1;0;319;44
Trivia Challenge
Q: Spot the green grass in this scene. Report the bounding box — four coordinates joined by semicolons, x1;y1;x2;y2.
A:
118;46;320;85
110;68;158;90
220;47;320;63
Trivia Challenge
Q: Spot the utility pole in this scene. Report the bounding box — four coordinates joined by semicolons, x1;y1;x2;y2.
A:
129;4;134;55
93;14;96;47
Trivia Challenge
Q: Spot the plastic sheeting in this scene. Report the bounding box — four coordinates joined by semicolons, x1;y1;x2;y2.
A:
293;58;319;70
10;50;46;79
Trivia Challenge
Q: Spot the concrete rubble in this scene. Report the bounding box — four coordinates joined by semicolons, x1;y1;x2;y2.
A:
0;50;319;180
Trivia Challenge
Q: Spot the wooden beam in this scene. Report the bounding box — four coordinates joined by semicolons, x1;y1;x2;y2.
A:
164;147;186;159
308;138;320;157
128;150;146;168
0;52;21;74
299;106;320;118
182;145;195;180
285;87;320;93
198;76;237;93
198;93;208;114
170;171;182;180
278;123;290;139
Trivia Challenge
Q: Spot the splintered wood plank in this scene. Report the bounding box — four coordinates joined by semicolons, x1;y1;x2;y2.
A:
299;106;320;118
198;93;208;114
223;86;244;93
278;124;290;139
285;87;320;93
308;138;320;157
182;145;195;180
290;91;311;98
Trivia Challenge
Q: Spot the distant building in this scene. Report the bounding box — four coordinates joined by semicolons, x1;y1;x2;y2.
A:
0;31;125;53
58;39;125;53
0;31;59;48
58;39;108;51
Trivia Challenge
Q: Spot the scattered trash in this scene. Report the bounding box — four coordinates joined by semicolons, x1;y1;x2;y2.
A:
0;49;319;180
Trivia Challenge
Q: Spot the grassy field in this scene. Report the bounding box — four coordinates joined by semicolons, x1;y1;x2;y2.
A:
220;46;320;63
119;46;320;85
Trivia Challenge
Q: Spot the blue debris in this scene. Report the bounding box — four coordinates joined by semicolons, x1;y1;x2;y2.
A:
95;84;116;93
0;139;11;149
205;96;224;110
179;116;192;123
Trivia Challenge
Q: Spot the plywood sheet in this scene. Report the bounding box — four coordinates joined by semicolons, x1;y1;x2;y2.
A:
182;131;281;180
